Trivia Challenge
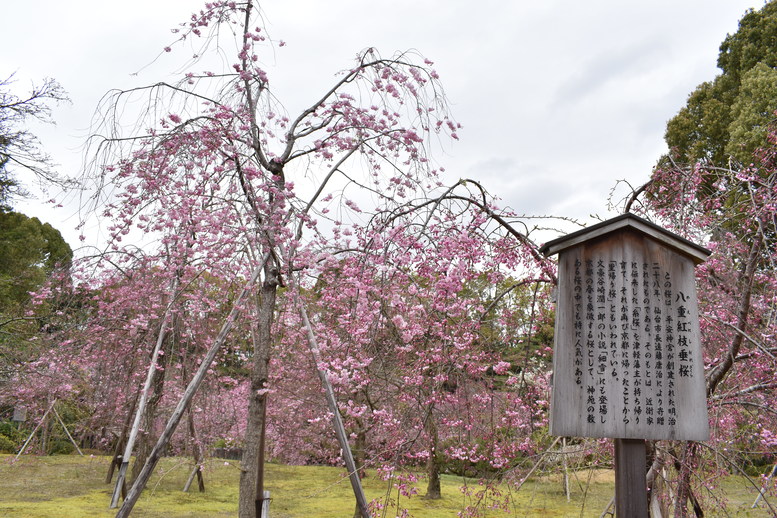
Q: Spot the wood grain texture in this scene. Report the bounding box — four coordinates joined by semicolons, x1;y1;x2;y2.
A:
549;229;709;441
615;439;649;518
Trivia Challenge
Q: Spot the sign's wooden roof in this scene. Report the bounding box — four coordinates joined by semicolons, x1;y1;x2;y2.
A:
539;213;711;264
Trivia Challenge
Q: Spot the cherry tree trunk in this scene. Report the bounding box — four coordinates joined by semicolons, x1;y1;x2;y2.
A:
425;413;441;500
673;442;702;518
183;408;206;493
354;417;367;479
106;391;139;484
183;359;206;493
130;356;167;484
40;404;51;454
238;274;276;518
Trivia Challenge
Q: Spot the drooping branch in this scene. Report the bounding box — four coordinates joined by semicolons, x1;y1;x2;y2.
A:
706;235;763;396
624;179;653;214
371;179;556;283
704;314;776;360
0;74;72;200
478;279;550;323
695;442;777;516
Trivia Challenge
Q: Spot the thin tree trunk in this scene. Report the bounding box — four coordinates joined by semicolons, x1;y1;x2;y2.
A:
351;397;368;518
183;407;205;492
114;258;267;518
183;409;206;494
706;237;762;396
647;444;669;518
670;237;761;517
351;420;366;518
40;402;51;454
425;410;441;500
561;438;570;502
106;391;139;484
673;442;701;518
354;416;367;479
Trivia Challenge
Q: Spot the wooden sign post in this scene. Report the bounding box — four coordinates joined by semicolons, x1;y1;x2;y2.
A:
540;214;710;516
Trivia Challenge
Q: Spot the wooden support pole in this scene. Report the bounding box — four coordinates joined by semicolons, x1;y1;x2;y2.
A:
261;491;270;517
254;393;267;517
15;402;55;459
110;277;179;508
115;256;269;518
614;438;648;518
752;463;777;508
297;300;371;518
51;406;83;456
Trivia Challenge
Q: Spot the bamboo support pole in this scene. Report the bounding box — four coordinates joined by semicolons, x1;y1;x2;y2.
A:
752;463;777;508
15;401;56;459
297;298;371;518
52;406;83;456
110;278;179;508
115;255;268;518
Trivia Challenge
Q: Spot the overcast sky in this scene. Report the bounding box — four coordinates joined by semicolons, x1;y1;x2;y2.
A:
1;0;766;248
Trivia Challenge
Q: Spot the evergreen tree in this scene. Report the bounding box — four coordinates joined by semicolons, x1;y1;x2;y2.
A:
665;1;777;166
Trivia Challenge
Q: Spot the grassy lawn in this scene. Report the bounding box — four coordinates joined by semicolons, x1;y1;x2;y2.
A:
0;454;773;517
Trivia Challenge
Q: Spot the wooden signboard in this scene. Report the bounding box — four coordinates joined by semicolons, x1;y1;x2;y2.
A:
540;214;710;441
12;405;27;423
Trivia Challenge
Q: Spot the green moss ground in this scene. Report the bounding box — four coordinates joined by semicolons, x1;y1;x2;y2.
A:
0;454;773;517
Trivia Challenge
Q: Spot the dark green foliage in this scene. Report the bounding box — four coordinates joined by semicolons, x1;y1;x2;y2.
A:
665;1;777;166
0;419;24;440
0;434;15;453
665;77;733;165
0;210;72;385
47;439;74;455
0;209;71;312
0;419;26;453
718;2;777;82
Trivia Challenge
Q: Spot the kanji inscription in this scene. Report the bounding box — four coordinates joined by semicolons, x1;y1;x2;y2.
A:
548;229;709;441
